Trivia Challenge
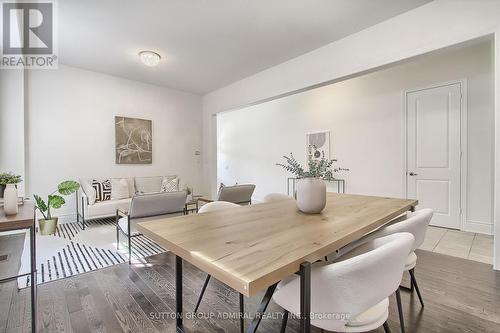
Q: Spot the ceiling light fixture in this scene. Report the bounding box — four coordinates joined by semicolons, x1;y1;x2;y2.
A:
139;50;161;67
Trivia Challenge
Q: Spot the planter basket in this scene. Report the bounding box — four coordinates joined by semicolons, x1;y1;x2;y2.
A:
38;218;58;235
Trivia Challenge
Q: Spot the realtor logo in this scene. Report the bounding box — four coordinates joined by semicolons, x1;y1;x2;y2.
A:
1;1;57;69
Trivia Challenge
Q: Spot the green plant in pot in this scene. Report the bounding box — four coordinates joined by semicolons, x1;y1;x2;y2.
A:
184;186;193;201
0;172;22;198
34;181;80;235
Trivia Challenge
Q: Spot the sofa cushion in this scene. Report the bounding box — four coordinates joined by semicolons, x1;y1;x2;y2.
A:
88;198;131;218
161;176;179;192
111;178;130;200
135;176;162;193
92;179;111;202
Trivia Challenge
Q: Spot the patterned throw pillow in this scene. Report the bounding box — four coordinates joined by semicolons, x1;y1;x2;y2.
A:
92;180;111;202
161;177;179;192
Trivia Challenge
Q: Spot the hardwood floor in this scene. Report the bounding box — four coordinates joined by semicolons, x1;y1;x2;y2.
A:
1;249;500;333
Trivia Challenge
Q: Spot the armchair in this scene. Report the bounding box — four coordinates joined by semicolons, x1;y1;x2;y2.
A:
116;191;187;263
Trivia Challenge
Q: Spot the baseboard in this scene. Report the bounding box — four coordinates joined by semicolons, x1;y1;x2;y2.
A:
463;220;493;235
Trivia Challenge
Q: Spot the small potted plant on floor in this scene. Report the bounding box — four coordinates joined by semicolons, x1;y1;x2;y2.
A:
34;180;80;235
0;172;23;215
277;145;348;213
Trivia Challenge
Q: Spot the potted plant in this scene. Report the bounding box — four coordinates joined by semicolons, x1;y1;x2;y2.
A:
277;145;348;213
0;172;22;215
185;186;193;202
34;180;80;235
0;172;22;198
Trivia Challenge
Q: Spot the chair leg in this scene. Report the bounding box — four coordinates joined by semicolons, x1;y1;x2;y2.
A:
128;234;132;264
395;289;405;333
194;274;211;313
116;226;119;250
383;321;392;333
239;293;244;333
280;310;289;333
409;268;424;308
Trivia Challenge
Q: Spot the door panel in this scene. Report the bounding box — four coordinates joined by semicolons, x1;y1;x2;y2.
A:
407;83;461;229
416;180;450;214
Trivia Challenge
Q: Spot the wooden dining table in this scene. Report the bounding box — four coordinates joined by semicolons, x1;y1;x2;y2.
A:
137;192;418;333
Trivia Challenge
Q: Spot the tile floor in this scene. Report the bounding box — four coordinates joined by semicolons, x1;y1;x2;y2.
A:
420;226;494;265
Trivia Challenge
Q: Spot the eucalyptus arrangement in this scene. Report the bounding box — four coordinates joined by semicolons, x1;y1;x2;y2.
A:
277;145;348;214
276;145;348;180
184;185;193;201
34;180;80;235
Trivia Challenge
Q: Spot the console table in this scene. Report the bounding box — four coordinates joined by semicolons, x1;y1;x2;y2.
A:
0;203;37;333
287;177;346;197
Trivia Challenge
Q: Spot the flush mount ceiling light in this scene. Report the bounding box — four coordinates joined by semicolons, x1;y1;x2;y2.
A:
139;50;161;67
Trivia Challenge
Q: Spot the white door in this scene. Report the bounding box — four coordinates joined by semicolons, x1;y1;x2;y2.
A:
406;83;462;229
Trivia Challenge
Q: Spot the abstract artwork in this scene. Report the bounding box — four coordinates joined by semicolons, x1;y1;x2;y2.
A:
306;131;330;160
115;116;152;164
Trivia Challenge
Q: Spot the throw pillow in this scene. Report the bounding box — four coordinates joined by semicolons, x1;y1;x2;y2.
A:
161;177;179;192
92;179;111;202
111;178;130;200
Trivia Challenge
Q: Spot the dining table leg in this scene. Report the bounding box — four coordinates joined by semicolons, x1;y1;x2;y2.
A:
176;255;184;332
245;283;278;333
239;293;245;333
300;262;311;333
30;224;37;333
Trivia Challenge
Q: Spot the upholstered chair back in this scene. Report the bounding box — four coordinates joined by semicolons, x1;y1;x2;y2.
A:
273;233;414;325
380;208;433;251
263;193;291;203
198;201;240;213
130;191;186;219
217;184;256;205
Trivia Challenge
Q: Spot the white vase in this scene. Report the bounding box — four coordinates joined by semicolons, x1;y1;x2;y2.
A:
3;184;18;215
295;178;326;214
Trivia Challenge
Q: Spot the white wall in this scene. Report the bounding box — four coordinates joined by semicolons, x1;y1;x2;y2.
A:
494;30;500;269
203;0;500;269
0;70;26;196
217;41;494;234
203;0;500;196
26;65;202;217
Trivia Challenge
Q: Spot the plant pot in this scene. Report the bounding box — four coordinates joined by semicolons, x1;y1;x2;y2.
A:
0;184;5;198
38;218;58;235
295;178;326;214
3;184;18;215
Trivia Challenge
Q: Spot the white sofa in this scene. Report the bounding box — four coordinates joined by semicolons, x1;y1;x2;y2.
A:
77;175;179;229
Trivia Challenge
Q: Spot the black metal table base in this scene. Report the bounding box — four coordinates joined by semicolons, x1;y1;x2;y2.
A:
174;255;312;333
0;224;37;333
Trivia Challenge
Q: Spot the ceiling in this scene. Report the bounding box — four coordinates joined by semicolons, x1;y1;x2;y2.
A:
58;0;432;94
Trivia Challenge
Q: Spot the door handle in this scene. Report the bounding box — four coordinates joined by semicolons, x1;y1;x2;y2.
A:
408;172;418;176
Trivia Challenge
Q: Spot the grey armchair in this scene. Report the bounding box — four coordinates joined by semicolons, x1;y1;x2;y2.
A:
198;184;256;207
116;191;187;263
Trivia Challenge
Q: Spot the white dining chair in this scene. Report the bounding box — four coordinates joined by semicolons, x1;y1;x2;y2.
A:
273;232;414;333
263;193;291;203
333;208;433;333
192;201;245;331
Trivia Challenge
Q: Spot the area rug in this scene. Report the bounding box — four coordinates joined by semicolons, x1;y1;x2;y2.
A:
18;217;166;288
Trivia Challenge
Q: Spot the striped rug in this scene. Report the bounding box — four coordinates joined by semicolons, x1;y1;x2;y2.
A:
19;217;166;287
